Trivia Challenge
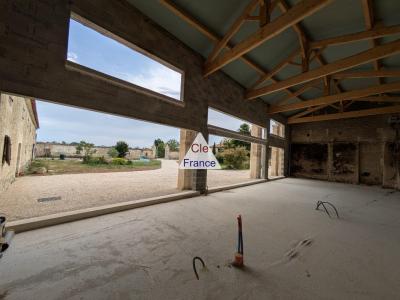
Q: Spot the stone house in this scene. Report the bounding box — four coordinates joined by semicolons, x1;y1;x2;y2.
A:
0;93;39;192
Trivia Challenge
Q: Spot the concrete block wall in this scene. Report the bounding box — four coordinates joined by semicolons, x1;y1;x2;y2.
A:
290;114;400;189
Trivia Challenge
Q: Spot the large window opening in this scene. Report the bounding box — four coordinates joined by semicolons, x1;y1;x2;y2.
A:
0;99;182;222
207;108;267;188
67;15;183;101
270;119;285;138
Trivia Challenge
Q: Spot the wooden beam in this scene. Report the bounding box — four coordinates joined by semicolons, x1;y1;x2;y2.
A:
332;69;400;79
275;79;322;105
259;0;271;27
352;96;400;102
268;81;400;113
250;48;299;89
160;0;305;102
246;39;400;99
309;25;400;49
203;0;332;76
288;105;400;124
287;104;329;119
206;0;259;63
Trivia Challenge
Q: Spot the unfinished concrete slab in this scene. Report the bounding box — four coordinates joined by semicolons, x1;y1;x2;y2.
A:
1;179;399;299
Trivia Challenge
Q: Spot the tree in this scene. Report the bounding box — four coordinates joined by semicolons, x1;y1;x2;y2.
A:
107;147;119;158
154;139;165;158
76;141;96;163
231;123;251;151
115;141;129;158
166;139;179;151
212;142;216;155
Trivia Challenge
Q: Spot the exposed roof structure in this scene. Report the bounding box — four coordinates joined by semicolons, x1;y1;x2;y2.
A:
131;0;400;123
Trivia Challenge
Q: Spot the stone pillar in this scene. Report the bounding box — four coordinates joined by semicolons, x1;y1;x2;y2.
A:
165;144;170;160
250;125;263;179
177;129;196;190
177;129;208;192
261;118;270;179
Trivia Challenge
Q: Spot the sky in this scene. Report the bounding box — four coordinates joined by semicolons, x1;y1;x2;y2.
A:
36;19;250;148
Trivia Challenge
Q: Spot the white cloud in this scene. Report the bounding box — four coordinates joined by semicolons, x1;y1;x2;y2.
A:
118;66;182;100
67;52;78;63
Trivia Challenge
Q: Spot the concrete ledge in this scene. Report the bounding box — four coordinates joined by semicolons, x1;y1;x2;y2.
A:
7;191;199;233
207;179;267;194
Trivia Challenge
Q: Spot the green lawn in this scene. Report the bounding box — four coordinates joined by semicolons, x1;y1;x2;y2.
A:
26;158;161;175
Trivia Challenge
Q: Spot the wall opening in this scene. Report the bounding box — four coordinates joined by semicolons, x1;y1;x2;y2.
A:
0;98;182;222
67;15;184;101
270;119;285;138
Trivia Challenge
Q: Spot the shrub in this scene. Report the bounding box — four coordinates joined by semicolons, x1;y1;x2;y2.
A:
59;154;66;160
221;147;249;170
112;158;128;165
87;156;108;165
107;147;119;158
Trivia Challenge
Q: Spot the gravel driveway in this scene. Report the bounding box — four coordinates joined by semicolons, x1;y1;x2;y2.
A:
0;160;251;221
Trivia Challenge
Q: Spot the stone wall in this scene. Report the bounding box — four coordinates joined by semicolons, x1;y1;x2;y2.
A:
0;93;38;192
35;143;155;159
290;115;400;189
164;144;179;160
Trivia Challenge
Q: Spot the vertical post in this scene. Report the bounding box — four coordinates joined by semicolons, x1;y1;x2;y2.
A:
177;129;196;190
284;121;290;177
261;118;270;179
355;142;360;184
250;125;263;179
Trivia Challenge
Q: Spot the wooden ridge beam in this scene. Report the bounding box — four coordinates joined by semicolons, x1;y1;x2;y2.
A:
246;39;400;99
203;0;332;76
268;81;400;113
288;105;400;124
310;25;400;49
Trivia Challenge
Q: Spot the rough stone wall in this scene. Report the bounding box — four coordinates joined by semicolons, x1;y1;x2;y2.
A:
290;115;400;189
164;144;179;160
0;93;38;192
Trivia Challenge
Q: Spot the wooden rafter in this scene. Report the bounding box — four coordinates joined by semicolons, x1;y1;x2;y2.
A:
332;69;400;79
203;0;332;76
250;48;299;89
288;105;400;124
246;39;400;99
361;0;383;85
275;79;322;105
288;104;330;119
268;81;400;113
160;0;305;102
206;0;259;64
310;25;400;49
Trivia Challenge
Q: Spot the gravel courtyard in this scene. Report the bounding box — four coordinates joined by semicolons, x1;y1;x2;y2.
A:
0;160;251;221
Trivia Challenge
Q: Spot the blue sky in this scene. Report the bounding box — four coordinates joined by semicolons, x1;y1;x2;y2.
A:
37;19;249;147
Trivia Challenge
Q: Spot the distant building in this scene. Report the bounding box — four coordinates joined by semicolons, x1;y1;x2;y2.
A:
0;93;39;192
35;143;156;160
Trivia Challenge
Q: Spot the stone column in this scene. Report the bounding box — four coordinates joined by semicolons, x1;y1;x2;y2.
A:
177;129;208;192
177;129;196;190
250;125;263;179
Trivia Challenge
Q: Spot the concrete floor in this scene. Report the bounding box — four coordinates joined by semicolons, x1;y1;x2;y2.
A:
0;160;251;221
1;178;399;299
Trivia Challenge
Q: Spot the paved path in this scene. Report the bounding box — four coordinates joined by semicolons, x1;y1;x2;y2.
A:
0;160;250;220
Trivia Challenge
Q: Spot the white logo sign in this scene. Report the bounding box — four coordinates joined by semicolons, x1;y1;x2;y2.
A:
179;133;221;169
